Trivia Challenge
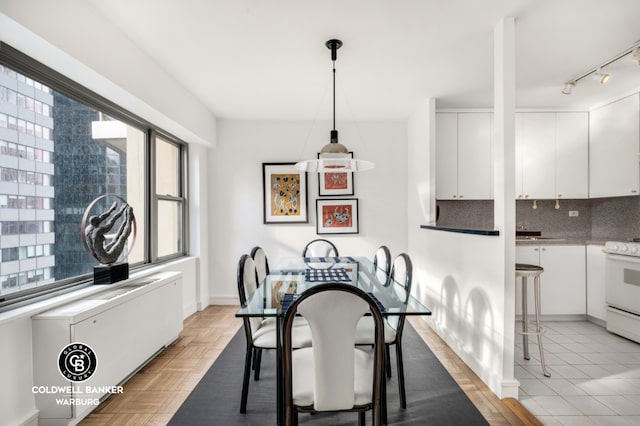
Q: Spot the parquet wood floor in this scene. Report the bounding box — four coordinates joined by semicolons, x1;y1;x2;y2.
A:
79;305;540;425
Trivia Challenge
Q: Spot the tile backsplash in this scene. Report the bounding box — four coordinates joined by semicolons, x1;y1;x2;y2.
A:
436;195;640;241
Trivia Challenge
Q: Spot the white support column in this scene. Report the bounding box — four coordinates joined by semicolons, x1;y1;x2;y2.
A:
494;16;519;399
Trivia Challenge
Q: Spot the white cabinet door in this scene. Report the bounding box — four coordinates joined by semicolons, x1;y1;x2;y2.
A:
589;94;640;198
458;113;492;200
515;112;589;200
516;245;586;316
517;113;556;199
586;244;607;321
555;112;589;199
436;113;458;200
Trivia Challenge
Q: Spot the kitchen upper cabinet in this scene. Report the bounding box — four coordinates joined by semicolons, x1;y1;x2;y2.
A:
589;94;640;198
515;245;586;316
515;112;588;200
555;113;589;198
436;112;492;200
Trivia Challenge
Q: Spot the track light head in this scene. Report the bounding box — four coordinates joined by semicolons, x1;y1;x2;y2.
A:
562;81;576;95
593;68;610;84
632;47;640;65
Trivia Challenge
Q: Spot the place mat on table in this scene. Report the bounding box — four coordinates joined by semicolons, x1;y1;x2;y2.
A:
303;256;357;263
305;267;351;282
280;293;300;313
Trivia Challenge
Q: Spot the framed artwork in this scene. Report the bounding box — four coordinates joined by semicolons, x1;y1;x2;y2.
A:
262;163;308;224
317;151;354;196
316;198;359;234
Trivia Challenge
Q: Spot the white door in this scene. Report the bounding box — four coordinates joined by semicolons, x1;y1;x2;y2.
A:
555;112;588;199
589;94;640;198
458;113;492;200
436;113;458;200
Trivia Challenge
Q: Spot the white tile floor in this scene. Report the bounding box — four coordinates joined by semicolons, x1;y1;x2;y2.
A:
514;320;640;425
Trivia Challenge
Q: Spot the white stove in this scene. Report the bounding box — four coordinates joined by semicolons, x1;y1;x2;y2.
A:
604;241;640;256
604;241;640;343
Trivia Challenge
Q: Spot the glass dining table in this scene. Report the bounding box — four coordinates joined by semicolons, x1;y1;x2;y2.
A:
235;255;432;425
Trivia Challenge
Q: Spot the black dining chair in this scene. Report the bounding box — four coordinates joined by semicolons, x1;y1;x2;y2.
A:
373;245;391;284
250;246;270;285
283;283;385;426
237;254;311;413
355;253;413;409
302;238;339;258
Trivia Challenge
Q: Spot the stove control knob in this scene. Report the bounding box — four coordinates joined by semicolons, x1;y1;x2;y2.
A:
611;243;619;252
621;245;628;253
631;245;639;254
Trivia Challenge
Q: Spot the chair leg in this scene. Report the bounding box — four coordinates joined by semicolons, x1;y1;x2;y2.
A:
385;345;392;378
251;347;258;370
395;343;406;409
358;411;365;426
240;345;253;413
254;348;263;381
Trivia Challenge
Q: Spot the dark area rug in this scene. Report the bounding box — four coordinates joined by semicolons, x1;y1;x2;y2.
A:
169;323;489;425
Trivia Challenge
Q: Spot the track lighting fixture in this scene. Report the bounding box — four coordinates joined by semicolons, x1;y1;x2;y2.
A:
593;68;610;84
561;81;576;95
561;40;640;94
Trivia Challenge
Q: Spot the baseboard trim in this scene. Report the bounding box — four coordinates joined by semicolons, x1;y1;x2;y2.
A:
17;409;39;426
209;296;238;305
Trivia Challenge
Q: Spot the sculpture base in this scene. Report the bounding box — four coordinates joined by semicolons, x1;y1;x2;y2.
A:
94;263;129;285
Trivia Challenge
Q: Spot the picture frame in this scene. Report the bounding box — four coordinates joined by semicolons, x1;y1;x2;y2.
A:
316;198;359;234
263;162;308;224
317;151;354;196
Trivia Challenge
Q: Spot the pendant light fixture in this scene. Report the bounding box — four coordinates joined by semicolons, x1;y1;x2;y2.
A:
295;39;374;173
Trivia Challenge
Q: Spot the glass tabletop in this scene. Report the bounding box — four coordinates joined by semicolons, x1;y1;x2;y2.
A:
236;256;431;318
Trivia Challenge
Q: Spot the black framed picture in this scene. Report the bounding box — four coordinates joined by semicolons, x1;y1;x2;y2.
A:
262;163;308;224
316;198;359;234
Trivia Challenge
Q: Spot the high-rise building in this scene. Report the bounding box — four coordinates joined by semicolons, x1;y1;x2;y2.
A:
0;65;56;294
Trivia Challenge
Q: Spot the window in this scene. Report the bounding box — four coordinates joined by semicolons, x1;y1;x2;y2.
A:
0;43;188;309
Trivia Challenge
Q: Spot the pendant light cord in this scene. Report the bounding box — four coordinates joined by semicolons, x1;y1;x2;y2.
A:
332;59;336;131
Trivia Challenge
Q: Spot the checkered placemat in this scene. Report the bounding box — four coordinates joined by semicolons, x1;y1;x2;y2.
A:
305;268;351;282
303;256;357;263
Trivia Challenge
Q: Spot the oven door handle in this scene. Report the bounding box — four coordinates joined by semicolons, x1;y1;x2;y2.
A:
606;253;640;264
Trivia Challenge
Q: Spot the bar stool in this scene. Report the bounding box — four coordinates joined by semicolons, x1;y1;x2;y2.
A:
516;263;551;377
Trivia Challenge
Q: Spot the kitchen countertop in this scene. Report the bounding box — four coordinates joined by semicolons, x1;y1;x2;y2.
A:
516;238;606;246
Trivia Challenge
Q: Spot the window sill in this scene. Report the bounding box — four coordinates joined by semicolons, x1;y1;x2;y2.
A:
0;258;192;326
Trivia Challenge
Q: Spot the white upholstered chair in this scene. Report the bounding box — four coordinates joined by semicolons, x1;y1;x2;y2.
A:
302;238;339;258
283;283;385;426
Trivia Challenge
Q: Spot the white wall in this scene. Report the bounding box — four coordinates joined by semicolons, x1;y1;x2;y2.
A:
0;3;216;146
208;120;408;303
0;9;211;426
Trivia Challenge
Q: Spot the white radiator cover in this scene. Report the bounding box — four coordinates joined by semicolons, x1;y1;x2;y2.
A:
32;271;183;425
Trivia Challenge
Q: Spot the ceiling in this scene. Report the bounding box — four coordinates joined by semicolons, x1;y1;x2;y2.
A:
87;0;640;121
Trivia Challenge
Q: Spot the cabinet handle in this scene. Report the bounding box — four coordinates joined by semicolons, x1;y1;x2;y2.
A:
525;195;529;199
542;248;546;251
632;190;638;194
534;248;539;251
459;195;464;199
558;194;562;198
453;195;457;198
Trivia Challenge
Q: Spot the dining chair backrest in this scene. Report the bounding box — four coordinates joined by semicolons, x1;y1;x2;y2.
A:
388;253;413;331
302;238;339;258
250;246;270;285
373;245;391;282
283;283;384;416
237;254;262;336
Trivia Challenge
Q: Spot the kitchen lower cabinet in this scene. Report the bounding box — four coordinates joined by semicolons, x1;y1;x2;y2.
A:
516;245;586;316
586;244;607;321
